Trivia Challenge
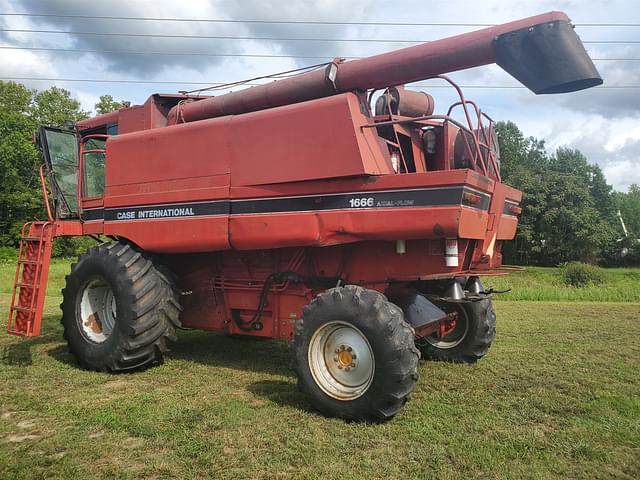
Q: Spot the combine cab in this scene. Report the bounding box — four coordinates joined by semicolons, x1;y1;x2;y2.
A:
7;12;601;420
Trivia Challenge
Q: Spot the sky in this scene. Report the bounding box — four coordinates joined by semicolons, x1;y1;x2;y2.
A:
1;0;639;191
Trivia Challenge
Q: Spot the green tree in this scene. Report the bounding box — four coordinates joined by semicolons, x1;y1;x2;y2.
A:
94;94;126;115
615;184;640;236
552;148;617;220
538;172;615;264
0;82;41;245
33;86;88;127
0;81;88;246
613;184;640;264
496;121;619;266
496;121;550;264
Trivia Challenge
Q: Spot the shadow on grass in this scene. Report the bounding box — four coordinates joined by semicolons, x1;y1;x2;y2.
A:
247;379;312;412
168;332;314;414
46;344;78;367
34;323;296;379
167;330;293;377
1;333;60;367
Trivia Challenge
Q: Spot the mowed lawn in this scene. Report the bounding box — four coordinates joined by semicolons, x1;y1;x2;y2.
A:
0;261;638;479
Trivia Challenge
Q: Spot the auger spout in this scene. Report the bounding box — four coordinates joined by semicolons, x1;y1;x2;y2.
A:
168;11;601;124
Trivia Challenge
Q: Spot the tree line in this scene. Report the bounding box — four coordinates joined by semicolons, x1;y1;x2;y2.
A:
0;80;638;265
496;121;639;266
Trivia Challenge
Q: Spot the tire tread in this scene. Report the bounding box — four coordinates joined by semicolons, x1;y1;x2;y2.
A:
291;285;419;422
60;241;182;373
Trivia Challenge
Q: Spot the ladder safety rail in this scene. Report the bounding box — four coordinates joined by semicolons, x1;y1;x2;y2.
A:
7;221;55;337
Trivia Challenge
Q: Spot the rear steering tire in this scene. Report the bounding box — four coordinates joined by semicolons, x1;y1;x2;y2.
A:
60;242;182;372
417;298;496;363
291;285;420;421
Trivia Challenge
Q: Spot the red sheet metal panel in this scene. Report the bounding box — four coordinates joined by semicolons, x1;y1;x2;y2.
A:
228;93;390;186
105;175;229;208
106;217;229;252
105;117;231;188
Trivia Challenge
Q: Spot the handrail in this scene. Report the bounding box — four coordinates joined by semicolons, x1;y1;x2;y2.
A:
367;75;501;179
435;75;487;175
38;165;54;222
362;114;475;136
7;222;32;332
447;98;501;181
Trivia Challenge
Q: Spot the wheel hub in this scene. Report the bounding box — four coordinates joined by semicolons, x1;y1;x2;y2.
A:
334;344;359;372
77;277;117;343
308;321;374;400
426;304;468;349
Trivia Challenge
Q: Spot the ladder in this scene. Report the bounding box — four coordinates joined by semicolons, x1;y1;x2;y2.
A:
7;221;55;337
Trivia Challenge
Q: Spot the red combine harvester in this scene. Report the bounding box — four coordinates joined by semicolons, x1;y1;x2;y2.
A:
7;12;601;420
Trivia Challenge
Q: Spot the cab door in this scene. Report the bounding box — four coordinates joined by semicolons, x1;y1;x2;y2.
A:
78;134;108;223
38;126;80;219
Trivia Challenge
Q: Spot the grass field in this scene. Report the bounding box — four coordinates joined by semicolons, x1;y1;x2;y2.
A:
1;260;639;479
484;266;640;302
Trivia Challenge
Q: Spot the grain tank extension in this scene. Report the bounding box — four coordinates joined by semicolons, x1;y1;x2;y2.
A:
7;12;601;421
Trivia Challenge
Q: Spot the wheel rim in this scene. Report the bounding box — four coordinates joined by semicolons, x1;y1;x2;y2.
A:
308;321;375;401
425;304;469;349
77;277;117;343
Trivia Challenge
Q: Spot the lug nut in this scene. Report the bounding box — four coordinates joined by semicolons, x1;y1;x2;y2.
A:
352;354;357;360
333;356;339;362
347;346;352;352
350;362;356;368
338;365;343;369
345;367;351;372
335;348;340;354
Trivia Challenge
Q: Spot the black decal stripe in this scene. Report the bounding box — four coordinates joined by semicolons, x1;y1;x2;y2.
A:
83;187;490;222
82;208;104;221
231;187;470;215
102;200;228;221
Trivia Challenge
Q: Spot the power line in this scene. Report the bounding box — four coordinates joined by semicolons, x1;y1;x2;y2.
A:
0;45;637;61
1;28;638;44
2;76;639;88
0;45;355;59
0;12;638;27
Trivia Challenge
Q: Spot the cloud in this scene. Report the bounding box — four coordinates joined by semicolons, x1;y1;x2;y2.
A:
0;47;57;82
7;0;372;75
1;0;637;191
545;60;640;118
539;113;640;191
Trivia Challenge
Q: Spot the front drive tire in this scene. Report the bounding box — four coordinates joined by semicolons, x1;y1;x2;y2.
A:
61;242;182;372
291;285;420;422
417;298;496;364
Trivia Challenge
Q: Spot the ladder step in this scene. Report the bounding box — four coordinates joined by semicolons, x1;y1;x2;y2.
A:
11;306;34;313
7;221;54;337
6;329;29;337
